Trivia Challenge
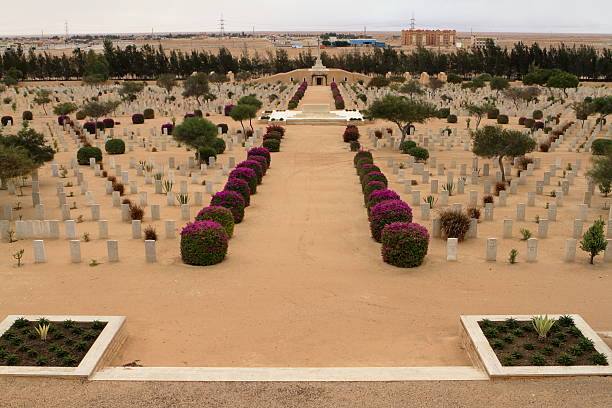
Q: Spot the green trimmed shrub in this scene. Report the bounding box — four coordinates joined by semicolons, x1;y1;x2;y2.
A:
143;108;155;119
436;108;450;119
400;140;417;154
487;108;499;119
262;139;280;152
497;114;509;124
198;147;217;165
350;140;360;151
524;118;535;128
407;146;429;161
354;151;373;167
447;114;458;123
195;206;235;238
533;110;543;120
212;137;226;154
76;111;86;120
591;139;612;155
77;146;102;165
22;111;33;120
105;138;125;155
180;221;228;266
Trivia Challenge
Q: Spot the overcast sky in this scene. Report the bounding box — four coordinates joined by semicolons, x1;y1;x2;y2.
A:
2;0;611;36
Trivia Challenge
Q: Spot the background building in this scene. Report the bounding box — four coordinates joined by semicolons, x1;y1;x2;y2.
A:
401;30;456;47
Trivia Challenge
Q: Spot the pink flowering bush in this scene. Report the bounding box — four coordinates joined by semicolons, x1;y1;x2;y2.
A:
247;147;271;168
180;220;228;266
161;123;174;135
381;222;429;267
195;206;235;238
229;167;257;194
237;160;264;184
224;104;235;116
224;177;251;206
369;200;413;242
361;171;388;192
210;190;246;223
367;189;401;211
363;181;387;205
247;155;268;175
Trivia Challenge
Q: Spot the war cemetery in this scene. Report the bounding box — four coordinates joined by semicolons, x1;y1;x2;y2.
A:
0;22;611;405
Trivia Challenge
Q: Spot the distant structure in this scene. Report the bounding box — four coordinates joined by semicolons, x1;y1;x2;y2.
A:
470;35;497;48
401;29;456;47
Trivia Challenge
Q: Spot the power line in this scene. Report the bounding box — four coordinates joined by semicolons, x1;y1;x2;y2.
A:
218;14;225;38
410;12;416;30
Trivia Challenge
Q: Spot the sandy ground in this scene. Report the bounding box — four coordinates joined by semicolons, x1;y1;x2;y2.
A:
0;376;610;407
0;86;611;369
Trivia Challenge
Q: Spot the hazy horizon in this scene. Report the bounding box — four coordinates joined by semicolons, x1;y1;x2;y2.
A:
1;0;611;36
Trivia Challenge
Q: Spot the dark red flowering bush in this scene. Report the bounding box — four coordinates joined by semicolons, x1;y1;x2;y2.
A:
210;190;246;223
369;200;413;242
180;220;228;266
266;125;285;136
224;104;235;116
229;167;257;194
195;206;235;238
57;115;70;125
224;177;251;206
381;222;429;267
343;125;359;142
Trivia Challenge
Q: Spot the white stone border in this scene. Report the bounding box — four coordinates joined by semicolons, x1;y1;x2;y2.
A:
0;315;126;378
91;366;488;382
461;314;612;378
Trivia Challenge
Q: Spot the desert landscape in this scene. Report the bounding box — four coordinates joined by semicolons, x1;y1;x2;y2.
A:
0;5;611;406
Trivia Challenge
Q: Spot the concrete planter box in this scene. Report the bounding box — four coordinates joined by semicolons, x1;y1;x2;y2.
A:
0;315;126;378
461;314;612;378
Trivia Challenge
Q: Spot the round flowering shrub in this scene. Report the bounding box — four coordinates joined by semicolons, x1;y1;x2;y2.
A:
77;146;102;165
247;155;268;175
224;104;235;116
102;118;115;128
518;116;527;125
524;118;535;128
224;177;251;206
210;190;246;223
105;138;125;155
22;111;33;121
369;200;413;242
184;113;196;119
263;139;280;152
83;121;97;134
363;181;387;205
343;126;360;143
381;222;429;268
358;163;380;179
195;206;235;238
361;171;388;192
264;132;282;141
161;123;174;135
180;221;228;266
355;157;374;172
229;167;257;195
57;115;70;125
132;113;144;124
266;125;285;136
367;189;401;211
248;147;271;168
143;108;155;119
1;116;13;126
534;121;544;130
217;123;228;134
237;160;264;184
354;150;373;167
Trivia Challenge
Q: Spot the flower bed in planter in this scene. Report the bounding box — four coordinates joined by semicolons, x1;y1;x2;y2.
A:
461;314;612;378
0;315;126;378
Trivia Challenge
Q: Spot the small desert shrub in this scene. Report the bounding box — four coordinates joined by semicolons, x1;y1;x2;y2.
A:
369;200;413;242
467;206;481;220
518;117;527;125
22;111;33;120
210;190;246;223
438;209;471;241
105;138;125;155
224;177;251;206
399;140;417;154
195;206;235;238
229;167;258;195
487;108;499;119
494;181;506;196
532;110;543;120
483;195;494;205
497;114;509;124
516;156;533;170
539;142;550;152
76;110;86;120
143;108;155;119
102;118;114;128
112;182;125;196
447;114;457;123
180;221;228;266
524;118;535;128
350;140;360;151
407;146;429;161
77;146;102;165
436;108;450;119
381;222;429;267
266;125;285;136
129;205;144;221
143;225;157;240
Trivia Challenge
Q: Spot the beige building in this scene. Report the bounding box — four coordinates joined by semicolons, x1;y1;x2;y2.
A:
254;57;370;86
401;30;456;47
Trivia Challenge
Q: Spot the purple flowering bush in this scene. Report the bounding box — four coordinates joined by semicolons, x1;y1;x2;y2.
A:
518;116;527;125
361;171;388;192
369;200;413;242
161;123;174;135
381;222;429;267
229;167;257;194
367;189;401;211
247;155;268;175
224;104;235;116
353;150;373;167
57;115;70;126
210;190;246;223
363;181;387;205
102;118;115;128
247;147;271;168
237;160;264;184
224;177;251;207
266;125;285;136
184;113;196;119
132;113;144;124
180;220;228;266
195;206;235;238
358;163;380;179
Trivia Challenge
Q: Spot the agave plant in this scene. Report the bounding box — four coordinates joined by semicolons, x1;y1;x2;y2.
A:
176;193;190;205
423;195;438;209
34;323;50;341
145;164;155;173
153;172;163;181
442;182;455;196
532;315;556;339
162;179;174;193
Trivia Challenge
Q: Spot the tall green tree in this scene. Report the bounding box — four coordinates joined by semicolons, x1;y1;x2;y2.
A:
33;89;52;114
229;104;258;133
80;101;119;121
0;144;36;187
156;73;177;94
546;71;579;97
472;125;536;182
580;220;607;264
82;50;110;85
367;95;437;143
590;96;612;130
53;102;79;116
119;81;146;101
172;117;218;149
182;72;211;104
